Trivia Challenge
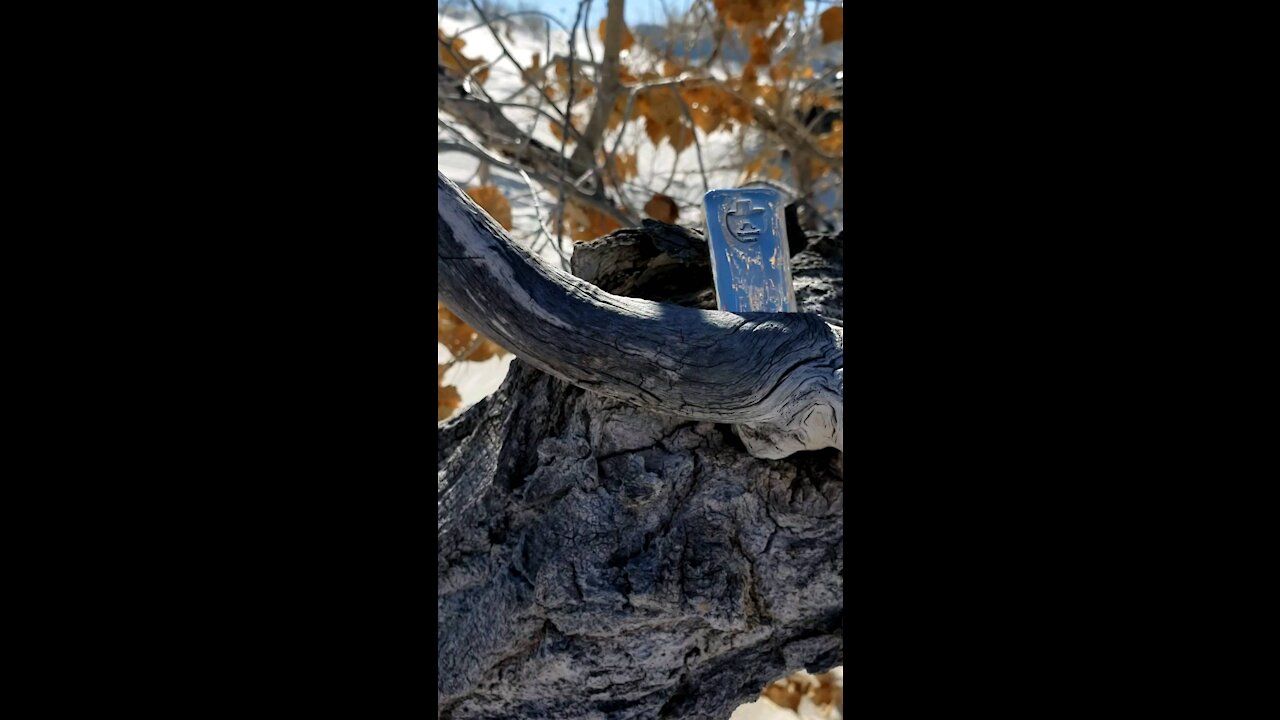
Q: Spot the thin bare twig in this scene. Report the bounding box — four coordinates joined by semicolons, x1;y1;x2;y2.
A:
437;134;635;227
455;10;569;35
519;165;571;269
671;90;709;196
570;0;624;170
555;0;589;247
508;23;571;269
466;0;588;145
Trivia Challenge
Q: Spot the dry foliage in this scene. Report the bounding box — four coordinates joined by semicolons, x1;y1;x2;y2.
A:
819;7;844;44
597;18;635;51
606;151;638;181
760;668;843;719
465;185;514;230
564;200;623;242
439;302;506;363
644;193;679;223
438;364;461;422
711;0;804;28
438;28;489;85
551;58;596;100
438;301;508;422
549;112;585;142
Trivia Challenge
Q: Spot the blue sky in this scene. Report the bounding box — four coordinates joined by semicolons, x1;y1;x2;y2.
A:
518;0;838;29
534;0;692;28
444;0;837;32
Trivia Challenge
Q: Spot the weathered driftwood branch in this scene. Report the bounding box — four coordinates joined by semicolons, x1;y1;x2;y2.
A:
437;171;842;458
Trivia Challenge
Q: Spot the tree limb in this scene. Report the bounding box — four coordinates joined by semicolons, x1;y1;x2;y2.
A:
438;171;842;458
570;0;626;169
438;62;595;188
437;136;634;228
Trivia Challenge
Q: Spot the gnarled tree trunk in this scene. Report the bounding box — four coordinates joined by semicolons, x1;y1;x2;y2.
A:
438;174;844;719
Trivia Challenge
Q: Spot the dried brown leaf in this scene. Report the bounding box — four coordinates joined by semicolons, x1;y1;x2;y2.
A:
438;28;490;85
465;185;513;230
438;384;461;422
643;193;679;223
820;7;844;44
597;18;635;51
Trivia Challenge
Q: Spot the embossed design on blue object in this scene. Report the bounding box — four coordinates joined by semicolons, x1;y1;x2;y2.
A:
725;198;766;243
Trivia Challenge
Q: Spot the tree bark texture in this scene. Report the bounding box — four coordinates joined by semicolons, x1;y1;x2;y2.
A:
438;214;844;719
437;173;842;458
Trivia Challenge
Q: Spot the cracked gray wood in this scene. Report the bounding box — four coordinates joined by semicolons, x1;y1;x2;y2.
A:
437;172;842;458
437;182;844;719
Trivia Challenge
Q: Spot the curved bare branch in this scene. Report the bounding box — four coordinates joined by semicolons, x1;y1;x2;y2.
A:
438;62;639;228
437;171;842;457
